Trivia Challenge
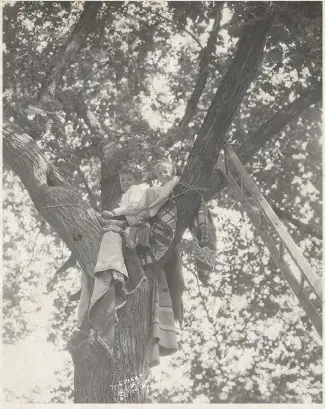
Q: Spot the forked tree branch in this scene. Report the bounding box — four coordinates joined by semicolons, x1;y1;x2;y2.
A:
37;2;102;103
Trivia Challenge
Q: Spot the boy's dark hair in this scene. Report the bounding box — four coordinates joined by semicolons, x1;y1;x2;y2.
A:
154;160;177;177
119;164;141;182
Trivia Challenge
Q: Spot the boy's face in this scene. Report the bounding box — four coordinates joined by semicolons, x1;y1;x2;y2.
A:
156;163;174;184
120;172;137;192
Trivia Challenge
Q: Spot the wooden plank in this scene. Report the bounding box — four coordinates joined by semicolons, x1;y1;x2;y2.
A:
224;144;323;303
219;161;322;337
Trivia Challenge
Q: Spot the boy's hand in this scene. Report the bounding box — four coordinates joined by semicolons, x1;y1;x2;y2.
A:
102;211;114;219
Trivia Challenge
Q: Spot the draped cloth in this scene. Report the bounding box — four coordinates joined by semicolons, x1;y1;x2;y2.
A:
77;231;147;355
76;198;217;367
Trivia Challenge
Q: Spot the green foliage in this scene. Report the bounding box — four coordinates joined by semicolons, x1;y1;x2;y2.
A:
3;0;322;404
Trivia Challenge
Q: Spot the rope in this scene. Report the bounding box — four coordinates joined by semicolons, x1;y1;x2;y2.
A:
39;204;86;209
172;181;207;203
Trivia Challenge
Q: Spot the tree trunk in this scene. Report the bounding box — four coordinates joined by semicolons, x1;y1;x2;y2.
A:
100;142;123;211
204;85;322;202
73;138;157;403
73;269;155;403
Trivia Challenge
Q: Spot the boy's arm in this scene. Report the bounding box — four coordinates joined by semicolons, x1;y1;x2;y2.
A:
113;185;146;216
110;205;128;217
146;177;179;201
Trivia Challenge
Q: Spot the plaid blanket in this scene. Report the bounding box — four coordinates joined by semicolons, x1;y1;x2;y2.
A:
138;198;216;330
138;198;217;276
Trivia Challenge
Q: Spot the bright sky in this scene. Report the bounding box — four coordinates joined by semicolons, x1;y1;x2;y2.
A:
4;306;69;403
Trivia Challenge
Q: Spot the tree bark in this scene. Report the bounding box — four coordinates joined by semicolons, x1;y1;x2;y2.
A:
3;121;101;275
73;270;154;403
100;142;123;210
37;1;102;103
204;85;322;202
74;160;156;403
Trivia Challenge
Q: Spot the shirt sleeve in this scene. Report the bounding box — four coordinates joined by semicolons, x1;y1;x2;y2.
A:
150;177;178;198
112;185;147;216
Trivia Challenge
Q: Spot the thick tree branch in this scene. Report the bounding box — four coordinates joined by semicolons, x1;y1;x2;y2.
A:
168;13;273;249
3;106;45;142
57;90;122;211
55;90;126;211
37;2;102;103
204;85;322;202
57;90;130;211
3;120;101;276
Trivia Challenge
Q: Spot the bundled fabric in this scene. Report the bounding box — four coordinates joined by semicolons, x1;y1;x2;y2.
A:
77;231;147;354
163;248;184;323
